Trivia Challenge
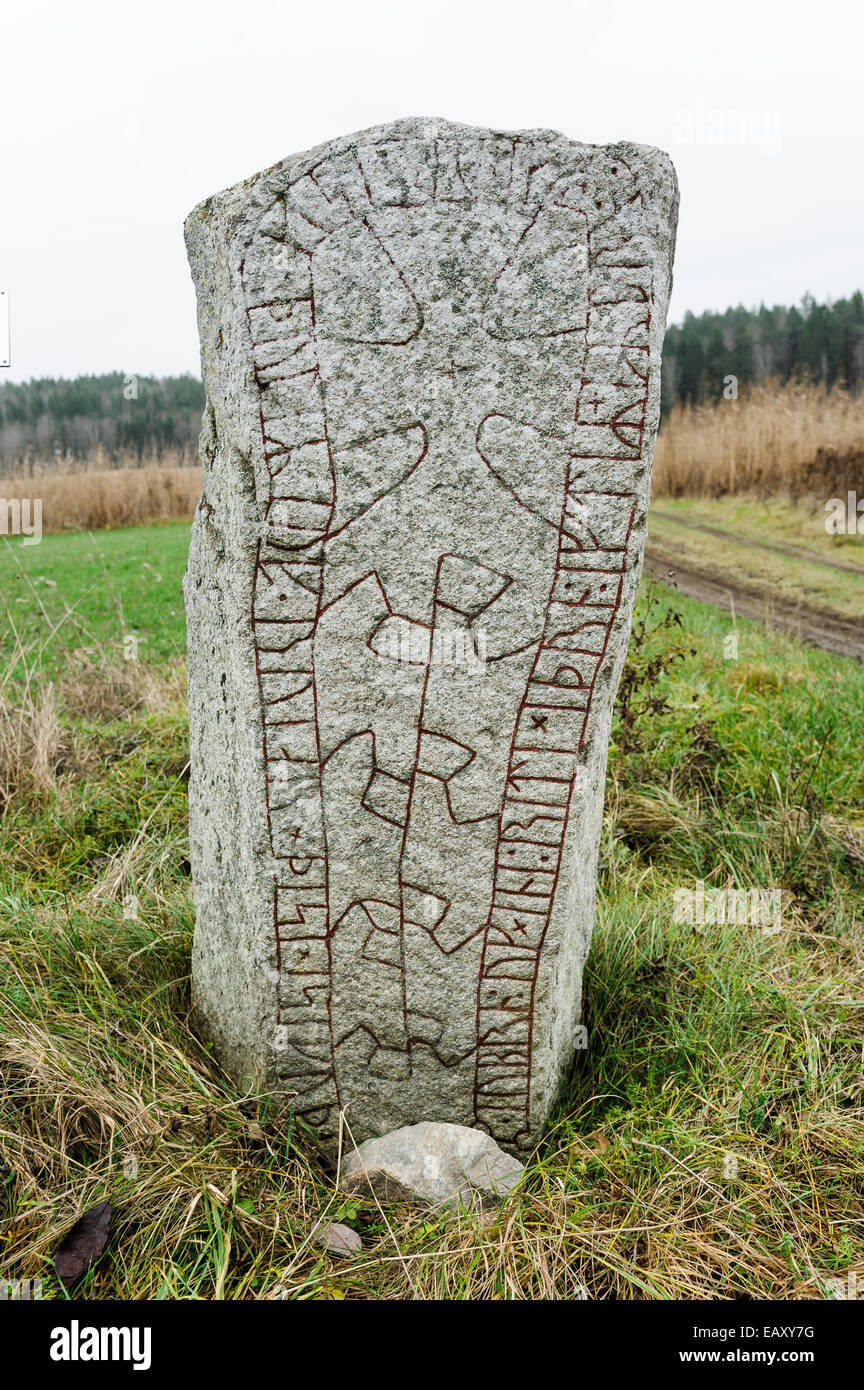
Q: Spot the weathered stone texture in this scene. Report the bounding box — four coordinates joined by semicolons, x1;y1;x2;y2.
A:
184;118;678;1153
341;1121;524;1208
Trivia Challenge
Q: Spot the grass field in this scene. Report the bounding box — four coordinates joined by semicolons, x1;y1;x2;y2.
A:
0;523;189;673
1;522;863;1299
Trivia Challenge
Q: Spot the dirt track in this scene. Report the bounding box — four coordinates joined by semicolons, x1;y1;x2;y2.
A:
644;544;864;665
651;509;864;577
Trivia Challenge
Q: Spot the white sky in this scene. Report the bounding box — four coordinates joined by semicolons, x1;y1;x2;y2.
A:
1;0;861;382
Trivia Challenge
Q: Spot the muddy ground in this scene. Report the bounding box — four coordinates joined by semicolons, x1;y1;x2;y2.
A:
645;512;864;664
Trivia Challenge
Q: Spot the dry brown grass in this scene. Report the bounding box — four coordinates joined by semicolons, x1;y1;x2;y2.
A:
5;443;198;479
0;681;72;811
0;652;185;815
60;650;187;724
0;454;202;534
654;379;864;499
2;877;861;1301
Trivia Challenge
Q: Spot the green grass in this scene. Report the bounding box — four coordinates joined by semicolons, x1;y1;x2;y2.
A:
0;524;862;1300
0;522;189;676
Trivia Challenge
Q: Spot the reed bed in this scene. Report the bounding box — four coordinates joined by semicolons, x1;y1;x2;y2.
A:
0;463;203;532
653;379;864;499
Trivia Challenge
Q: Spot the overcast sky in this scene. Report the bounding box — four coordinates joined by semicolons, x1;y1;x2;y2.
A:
2;0;861;382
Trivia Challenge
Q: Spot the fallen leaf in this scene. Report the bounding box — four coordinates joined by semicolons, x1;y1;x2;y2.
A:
54;1202;111;1290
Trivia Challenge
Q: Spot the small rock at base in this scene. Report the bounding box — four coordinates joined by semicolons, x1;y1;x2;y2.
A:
314;1222;363;1256
340;1121;524;1209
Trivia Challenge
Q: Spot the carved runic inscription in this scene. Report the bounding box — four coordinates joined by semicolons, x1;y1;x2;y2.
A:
185;119;678;1152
